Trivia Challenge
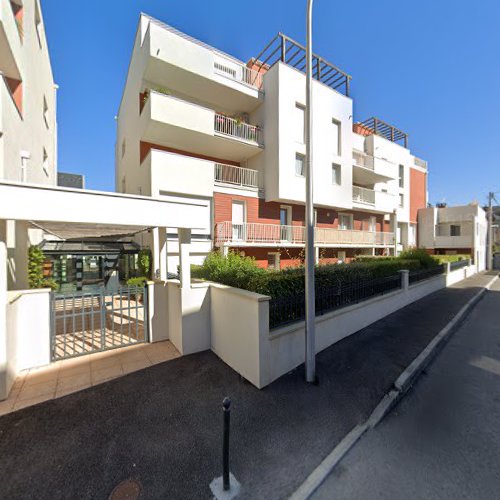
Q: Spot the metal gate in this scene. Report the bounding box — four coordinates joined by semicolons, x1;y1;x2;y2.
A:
50;286;148;361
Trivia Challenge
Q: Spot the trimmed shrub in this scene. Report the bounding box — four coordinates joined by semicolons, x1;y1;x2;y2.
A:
196;251;423;298
127;276;149;287
398;248;439;268
28;245;46;289
433;254;470;263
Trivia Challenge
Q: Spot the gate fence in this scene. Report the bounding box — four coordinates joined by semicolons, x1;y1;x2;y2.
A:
50;286;148;361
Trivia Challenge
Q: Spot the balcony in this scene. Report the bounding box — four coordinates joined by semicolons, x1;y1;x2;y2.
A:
140;91;263;161
142;15;262;113
0;0;22;80
215;222;395;247
434;235;472;249
352;186;375;205
214;114;263;145
352;150;396;182
214;163;261;191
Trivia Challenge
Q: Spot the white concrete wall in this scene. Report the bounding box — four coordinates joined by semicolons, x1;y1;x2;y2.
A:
0;241;7;399
0;0;57;186
210;284;270;388
2;288;51;400
147;281;169;342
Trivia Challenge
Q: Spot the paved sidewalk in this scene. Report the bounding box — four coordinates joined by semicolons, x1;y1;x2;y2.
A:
313;276;500;500
0;272;495;500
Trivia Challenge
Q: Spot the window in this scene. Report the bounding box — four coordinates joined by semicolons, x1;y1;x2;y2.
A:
399;193;404;207
450;225;461;236
332;119;341;156
294;104;305;144
232;200;246;240
42;148;49;176
399;164;405;188
339;214;353;230
43;96;49;128
35;1;42;48
295;153;305;176
366;216;376;232
280;206;292;241
268;253;280;270
332;163;341;185
20;154;28;182
337;250;347;262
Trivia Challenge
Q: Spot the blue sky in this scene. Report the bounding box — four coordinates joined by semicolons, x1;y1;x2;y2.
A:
43;0;499;206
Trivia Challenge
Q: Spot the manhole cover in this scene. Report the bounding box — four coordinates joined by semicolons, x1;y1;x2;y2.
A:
109;479;142;500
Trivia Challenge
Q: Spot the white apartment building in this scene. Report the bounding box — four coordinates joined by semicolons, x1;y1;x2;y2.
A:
418;204;487;270
0;0;57;185
116;15;428;271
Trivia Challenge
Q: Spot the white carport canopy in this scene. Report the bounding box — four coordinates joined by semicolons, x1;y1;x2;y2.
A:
0;181;204;287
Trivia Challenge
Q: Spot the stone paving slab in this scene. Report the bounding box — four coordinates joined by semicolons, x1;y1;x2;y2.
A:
0;272;495;499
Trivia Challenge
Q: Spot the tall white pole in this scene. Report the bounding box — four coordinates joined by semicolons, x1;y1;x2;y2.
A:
305;0;316;383
488;192;493;271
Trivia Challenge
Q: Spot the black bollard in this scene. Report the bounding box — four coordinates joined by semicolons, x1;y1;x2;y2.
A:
222;397;231;491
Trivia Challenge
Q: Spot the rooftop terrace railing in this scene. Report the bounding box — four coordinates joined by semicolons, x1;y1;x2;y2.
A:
251;33;351;96
356;117;408;148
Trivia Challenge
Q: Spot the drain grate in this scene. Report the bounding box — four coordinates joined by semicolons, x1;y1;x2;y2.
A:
109;479;142;500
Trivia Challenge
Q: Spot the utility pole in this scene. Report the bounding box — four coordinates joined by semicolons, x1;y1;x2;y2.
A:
305;0;316;383
487;192;494;271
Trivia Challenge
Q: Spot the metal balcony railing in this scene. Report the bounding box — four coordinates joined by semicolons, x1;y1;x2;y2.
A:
352;186;376;205
214;114;263;145
214;56;264;91
214;163;260;189
215;222;395;247
352;151;374;170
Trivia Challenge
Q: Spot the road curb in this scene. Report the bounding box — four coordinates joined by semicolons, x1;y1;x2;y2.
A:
289;273;498;500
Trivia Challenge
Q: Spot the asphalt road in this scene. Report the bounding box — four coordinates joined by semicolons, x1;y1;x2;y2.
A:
313;278;500;500
0;272;494;499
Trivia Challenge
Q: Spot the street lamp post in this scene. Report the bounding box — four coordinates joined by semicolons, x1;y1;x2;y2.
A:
305;0;316;383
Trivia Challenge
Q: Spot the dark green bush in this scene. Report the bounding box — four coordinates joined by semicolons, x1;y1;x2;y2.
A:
127;276;149;287
138;248;152;278
28;246;46;289
196;251;423;298
398;248;439;268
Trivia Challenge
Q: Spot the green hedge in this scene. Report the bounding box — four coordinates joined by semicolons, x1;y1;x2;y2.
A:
126;276;149;287
195;251;424;298
432;254;470;263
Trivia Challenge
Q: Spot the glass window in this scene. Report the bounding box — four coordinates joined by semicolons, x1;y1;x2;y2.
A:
399;193;404;207
399;164;405;188
332;119;341;156
339;214;352;230
450;225;461;236
295;153;305;176
294;104;305;144
332;164;341;185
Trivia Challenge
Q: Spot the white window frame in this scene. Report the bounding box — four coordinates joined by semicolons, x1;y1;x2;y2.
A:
332;118;342;156
332;163;341;185
399;193;404;207
295;153;305;177
295;103;305;144
267;252;281;270
399;164;405;188
339;213;353;231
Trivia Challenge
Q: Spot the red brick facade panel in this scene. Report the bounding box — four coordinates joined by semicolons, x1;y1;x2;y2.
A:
410;167;427;224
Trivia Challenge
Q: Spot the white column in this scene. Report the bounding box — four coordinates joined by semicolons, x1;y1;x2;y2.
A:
178;228;192;289
152;227;167;280
391;211;398;256
0;241;8;400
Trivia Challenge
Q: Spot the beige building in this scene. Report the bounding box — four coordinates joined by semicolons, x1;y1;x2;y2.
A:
0;0;57;185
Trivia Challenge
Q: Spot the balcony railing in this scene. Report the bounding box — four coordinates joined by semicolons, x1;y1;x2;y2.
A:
353;186;375;205
352;151;374;170
214;114;263;145
214;163;260;189
214;56;264;91
216;222;304;245
215;222;395;247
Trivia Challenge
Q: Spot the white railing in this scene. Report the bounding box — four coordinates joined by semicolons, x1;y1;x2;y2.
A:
353;150;374;170
214;56;264;91
414;156;428;170
215;114;263;145
216;222;304;245
353;186;375;205
215;222;395;247
315;228;395;246
214;164;259;189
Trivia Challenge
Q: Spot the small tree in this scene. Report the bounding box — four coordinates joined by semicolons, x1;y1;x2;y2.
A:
28;246;58;290
138;248;152;278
